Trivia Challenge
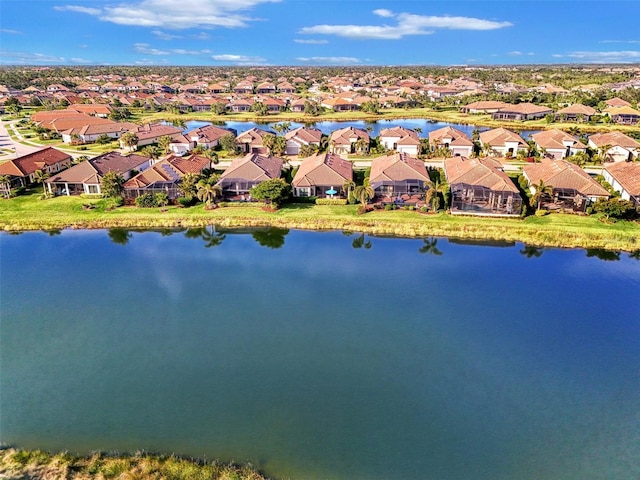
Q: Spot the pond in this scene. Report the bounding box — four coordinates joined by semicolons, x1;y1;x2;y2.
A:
178;119;541;140
1;229;639;480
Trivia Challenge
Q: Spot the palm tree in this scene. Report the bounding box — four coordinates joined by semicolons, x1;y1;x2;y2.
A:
178;172;201;200
419;237;443;255
354;137;369;155
120;132;138;150
342;178;355;202
33;169;50;195
272;122;291;134
200;225;226;248
158;135;173;154
530;179;554;211
353;178;374;208
520;245;544;258
424;178;448;211
197;181;222;209
141;145;162;161
0;174;11;198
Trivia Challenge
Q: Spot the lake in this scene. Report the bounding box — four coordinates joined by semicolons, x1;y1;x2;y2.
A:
1;229;639;480
179;119;541;140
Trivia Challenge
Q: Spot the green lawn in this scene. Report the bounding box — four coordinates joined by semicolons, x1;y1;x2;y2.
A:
2;192;639;252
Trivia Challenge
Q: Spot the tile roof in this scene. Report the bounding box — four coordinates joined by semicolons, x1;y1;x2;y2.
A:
219;153;283;182
604;162;640;196
531;129;586;150
443;156;519;193
285;126;323;144
0;147;71;177
370;153;429;183
588;131;640;149
495;103;553;115
292;153;352;187
523;159;609;197
329;126;369;146
555;104;596;116
124;154;210;188
479;127;527;148
428;126;473;147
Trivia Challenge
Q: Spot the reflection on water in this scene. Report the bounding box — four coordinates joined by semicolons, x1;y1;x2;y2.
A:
3;230;638;480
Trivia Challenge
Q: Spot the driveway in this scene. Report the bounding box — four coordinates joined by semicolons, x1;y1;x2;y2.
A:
0;119;41;161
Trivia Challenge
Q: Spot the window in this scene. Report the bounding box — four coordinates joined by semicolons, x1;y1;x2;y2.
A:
87;185;99;194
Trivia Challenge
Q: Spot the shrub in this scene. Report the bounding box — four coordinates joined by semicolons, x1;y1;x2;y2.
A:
535;209;549;216
315;198;348;205
384;203;396;211
177;196;195;208
420;206;428;213
12;186;26;196
357;205;368;215
135;192;157;208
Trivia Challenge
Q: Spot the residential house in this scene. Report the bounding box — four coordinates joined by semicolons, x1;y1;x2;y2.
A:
289;98;307;113
292;153;352;198
168;134;195;156
443;156;523;216
328;126;370;157
45;151;149;196
217;153;283;198
378;126;421;155
123;154;210;200
605;105;640;125
262;97;286;113
603;162;640;207
522;158;609;212
236;127;274;154
0;147;72;188
460;100;509;114
428;126;474;157
555;104;596;122
370;153;429;200
121;123;183;151
233;81;254;94
531;129;587;159
604;97;632;108
229;98;253;112
61;121;135;144
277;82;295;94
67;103;113;118
491;103;554;121
189;124;237;149
256;82;276;94
588;131;640;162
479;128;528;158
284;127;323;156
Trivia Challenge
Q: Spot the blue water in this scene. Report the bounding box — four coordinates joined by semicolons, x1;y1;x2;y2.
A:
181;119;540;140
1;229;639;480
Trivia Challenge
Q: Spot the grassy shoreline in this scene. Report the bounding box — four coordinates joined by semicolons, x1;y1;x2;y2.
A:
2;194;639;252
0;447;270;480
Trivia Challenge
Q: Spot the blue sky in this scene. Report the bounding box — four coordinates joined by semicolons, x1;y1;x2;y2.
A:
1;0;639;66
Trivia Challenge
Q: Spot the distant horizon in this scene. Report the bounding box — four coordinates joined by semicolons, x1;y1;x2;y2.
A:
2;1;640;67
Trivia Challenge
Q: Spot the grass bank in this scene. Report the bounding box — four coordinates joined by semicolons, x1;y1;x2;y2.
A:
1;193;639;252
0;447;269;480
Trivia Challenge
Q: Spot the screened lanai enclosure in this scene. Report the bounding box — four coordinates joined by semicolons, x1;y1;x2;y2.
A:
540;188;591;212
450;183;523;216
372;179;425;197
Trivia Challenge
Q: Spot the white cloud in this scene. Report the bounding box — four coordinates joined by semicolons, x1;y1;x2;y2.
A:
294;39;329;45
70;57;92;63
508;51;522;56
0;50;66;64
297;56;363;65
152;30;181;40
54;5;102;15
191;32;211;40
373;9;394;18
599;40;640;45
1;28;23;35
134;43;170;55
134;43;212;56
300;10;512;40
554;50;640;63
211;54;267;65
55;0;281;29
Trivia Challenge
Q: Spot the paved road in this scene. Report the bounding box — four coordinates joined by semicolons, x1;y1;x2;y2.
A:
0;120;42;160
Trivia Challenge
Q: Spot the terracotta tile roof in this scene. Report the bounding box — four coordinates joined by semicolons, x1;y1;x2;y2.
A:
67;104;113;116
292;153;352;188
555;104;596;116
428;126;473;147
531;129;586;150
604;162;640;196
462;100;510;110
588;131;640;149
0;147;71;177
237;127;273;146
329;126;369;146
285;126;323;144
479;127;527;148
605;97;632;108
443;156;519;193
605;105;640;116
370;153;429;183
379;126;420;145
46;159;100;184
523;159;609;197
124;154;210;188
189;124;236;143
495;103;553;115
129;123;182;141
219;153;283;182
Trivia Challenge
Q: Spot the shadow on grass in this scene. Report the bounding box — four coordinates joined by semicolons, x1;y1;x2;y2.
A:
282;203;315;211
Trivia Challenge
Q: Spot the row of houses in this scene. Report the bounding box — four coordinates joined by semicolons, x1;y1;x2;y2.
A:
3;145;638;219
460;98;640;125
